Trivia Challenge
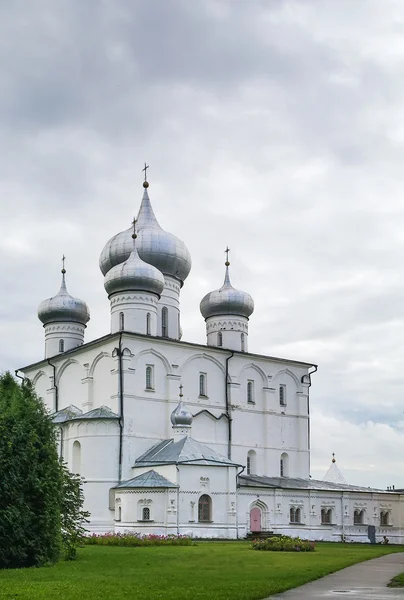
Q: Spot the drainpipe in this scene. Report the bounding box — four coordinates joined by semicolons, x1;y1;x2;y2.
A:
176;465;180;536
115;333;124;482
235;465;245;540
225;351;235;459
47;358;58;412
302;365;317;477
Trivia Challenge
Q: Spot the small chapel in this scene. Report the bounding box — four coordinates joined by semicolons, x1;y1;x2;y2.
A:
20;172;404;542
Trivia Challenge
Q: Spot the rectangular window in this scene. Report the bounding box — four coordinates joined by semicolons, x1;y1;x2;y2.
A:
199;373;207;397
247;380;254;404
279;384;286;406
145;365;154;390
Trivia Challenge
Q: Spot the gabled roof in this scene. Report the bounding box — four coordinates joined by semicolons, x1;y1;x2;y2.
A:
71;406;119;420
135;436;241;467
238;474;389;494
52;404;82;423
114;469;178;489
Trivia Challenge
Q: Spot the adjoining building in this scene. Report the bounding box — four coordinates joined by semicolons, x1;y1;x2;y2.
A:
20;176;404;542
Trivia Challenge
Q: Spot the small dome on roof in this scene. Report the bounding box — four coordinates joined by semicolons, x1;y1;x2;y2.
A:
200;262;254;320
38;268;90;326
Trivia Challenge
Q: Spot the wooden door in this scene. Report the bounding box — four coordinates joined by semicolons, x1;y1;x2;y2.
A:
250;507;262;532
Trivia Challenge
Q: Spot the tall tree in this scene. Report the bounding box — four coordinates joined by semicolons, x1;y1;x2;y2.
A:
0;373;62;568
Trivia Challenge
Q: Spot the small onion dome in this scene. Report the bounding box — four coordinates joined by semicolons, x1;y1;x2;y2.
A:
200;265;254;320
38;270;90;326
99;185;192;285
104;243;165;297
170;401;193;427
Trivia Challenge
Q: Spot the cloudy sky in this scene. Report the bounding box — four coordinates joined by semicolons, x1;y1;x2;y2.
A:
2;0;404;488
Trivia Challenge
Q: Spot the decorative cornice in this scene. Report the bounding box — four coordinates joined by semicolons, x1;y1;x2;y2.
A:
45;324;85;334
206;320;248;333
110;294;158;306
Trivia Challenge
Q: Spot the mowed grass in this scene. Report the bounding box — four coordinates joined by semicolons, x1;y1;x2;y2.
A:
389;572;404;587
1;542;403;600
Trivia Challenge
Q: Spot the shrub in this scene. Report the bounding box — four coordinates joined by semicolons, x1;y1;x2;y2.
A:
252;535;315;552
85;533;194;547
60;464;90;560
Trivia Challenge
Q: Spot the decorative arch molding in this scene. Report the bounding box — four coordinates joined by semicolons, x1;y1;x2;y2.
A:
32;370;47;386
272;367;301;390
89;351;111;377
133;348;171;374
56;358;81;385
239;363;268;385
179;353;228;379
193;409;228;422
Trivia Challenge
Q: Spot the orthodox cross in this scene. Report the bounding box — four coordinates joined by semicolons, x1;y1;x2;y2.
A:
142;162;149;181
179;383;183;398
225;246;230;265
62;254;66;273
332;452;336;463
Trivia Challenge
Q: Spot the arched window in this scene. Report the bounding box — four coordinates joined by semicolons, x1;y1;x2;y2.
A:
162;307;168;337
380;511;389;526
146;312;151;335
280;452;289;477
198;494;212;522
142;507;151;521
217;331;223;347
247;450;256;475
59;339;65;353
354;509;364;525
279;384;286;406
199;373;207;397
72;440;81;475
119;312;124;331
146;366;153;390
321;508;332;524
241;333;245;352
290;507;301;523
247;380;254;404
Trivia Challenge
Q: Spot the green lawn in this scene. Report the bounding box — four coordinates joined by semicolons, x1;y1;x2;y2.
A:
388;572;404;587
0;542;403;600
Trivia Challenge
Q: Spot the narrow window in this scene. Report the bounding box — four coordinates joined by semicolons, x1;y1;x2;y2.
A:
247;450;256;475
199;373;207;397
280;452;289;477
146;366;153;390
198;494;212;522
354;510;364;525
279;384;286;406
142;507;151;521
59;339;65;353
146;312;151;335
247;380;254;404
217;331;223;347
321;508;332;524
241;333;245;352
72;440;81;475
119;312;124;331
246;455;251;475
162;306;168;337
118;506;122;521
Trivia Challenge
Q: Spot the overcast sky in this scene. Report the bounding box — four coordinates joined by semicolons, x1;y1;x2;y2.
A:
2;0;404;488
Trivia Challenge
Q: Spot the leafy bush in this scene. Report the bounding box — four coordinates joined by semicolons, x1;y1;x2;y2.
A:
252;535;315;552
85;533;194;547
60;464;90;560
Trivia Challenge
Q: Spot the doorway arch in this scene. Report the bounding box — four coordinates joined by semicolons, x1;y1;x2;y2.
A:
249;500;268;532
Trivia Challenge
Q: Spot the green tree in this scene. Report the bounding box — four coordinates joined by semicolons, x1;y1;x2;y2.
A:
60;463;90;560
0;372;62;568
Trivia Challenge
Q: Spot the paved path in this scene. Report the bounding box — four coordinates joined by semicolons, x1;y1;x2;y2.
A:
268;553;404;599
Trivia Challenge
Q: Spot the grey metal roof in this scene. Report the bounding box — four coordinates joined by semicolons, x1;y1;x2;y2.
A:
71;406;119;421
114;469;178;489
52;405;82;423
135;437;241;467
238;474;394;494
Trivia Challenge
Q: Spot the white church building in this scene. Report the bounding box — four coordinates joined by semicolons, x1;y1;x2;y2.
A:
19;175;404;542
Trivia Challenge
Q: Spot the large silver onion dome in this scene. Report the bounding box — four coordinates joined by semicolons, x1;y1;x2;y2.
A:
104;239;165;297
38;269;90;326
200;263;254;320
99;183;192;285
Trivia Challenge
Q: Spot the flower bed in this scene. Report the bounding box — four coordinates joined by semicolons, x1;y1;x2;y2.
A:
252;535;315;552
85;533;194;547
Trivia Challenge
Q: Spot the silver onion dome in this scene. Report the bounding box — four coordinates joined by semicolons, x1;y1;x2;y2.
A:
170;400;193;427
104;238;165;297
38;268;90;326
99;183;192;285
200;262;254;320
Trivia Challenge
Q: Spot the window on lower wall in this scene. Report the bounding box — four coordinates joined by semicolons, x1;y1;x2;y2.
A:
142;507;151;521
321;508;332;524
380;511;389;526
198;494;212;522
290;507;301;523
279;384;286;406
354;509;365;525
247;380;254;404
199;373;207;397
146;365;154;390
